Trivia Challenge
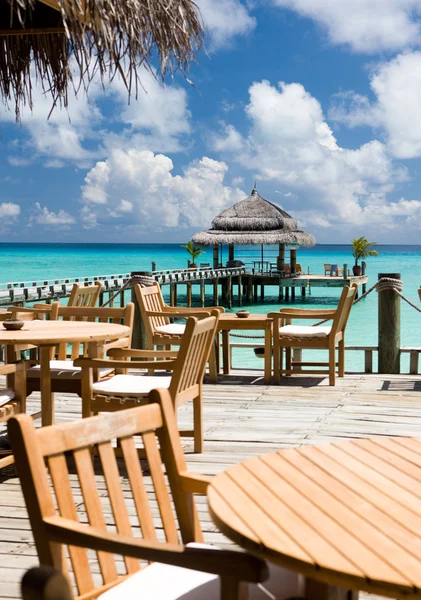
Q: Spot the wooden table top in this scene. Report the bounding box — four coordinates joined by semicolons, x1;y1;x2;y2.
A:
208;437;421;598
0;320;130;345
218;313;271;330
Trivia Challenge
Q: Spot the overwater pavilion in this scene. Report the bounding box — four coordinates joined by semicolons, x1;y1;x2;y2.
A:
192;187;316;273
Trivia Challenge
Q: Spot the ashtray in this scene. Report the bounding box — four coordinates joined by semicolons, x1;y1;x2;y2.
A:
236;310;250;318
2;319;24;330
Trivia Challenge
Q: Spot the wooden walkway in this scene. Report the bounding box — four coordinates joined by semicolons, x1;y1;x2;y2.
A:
2;371;421;598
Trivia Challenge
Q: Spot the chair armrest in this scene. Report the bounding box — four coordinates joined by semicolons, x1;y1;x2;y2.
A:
179;472;213;494
268;310;336;320
44;516;268;583
0;361;27;375
164;306;225;314
107;348;178;359
103;337;131;352
146;310;212;319
74;358;177;370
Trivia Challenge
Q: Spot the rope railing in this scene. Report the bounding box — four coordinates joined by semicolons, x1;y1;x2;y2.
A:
231;276;420;339
101;275;155;307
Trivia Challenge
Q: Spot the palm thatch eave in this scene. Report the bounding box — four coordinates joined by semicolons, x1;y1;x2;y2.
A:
191;229;316;247
0;0;203;119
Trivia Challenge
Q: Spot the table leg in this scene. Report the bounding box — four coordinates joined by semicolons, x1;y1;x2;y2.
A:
82;341;100;418
208;334;220;384
5;345;18;389
264;325;271;384
39;345;54;426
222;330;231;375
300;577;358;600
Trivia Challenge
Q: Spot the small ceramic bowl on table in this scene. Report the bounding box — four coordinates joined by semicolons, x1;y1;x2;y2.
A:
2;319;24;331
236;310;250;318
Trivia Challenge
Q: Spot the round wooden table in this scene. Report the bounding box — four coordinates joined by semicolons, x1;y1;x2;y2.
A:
1;320;130;426
208;437;421;599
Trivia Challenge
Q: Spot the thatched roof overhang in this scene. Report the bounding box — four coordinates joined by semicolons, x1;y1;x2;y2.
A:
0;0;203;118
192;230;316;247
192;187;316;248
211;188;298;231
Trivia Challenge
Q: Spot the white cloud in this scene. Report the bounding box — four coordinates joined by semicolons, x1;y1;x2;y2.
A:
330;52;421;159
30;203;76;226
1;66;191;167
212;79;409;232
80;206;98;229
272;0;421;53
198;0;256;49
81;149;244;231
0;202;20;220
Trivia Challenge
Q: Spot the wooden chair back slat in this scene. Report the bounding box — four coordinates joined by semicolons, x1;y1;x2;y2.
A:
96;442;141;575
47;454;94;595
119;436;158;543
73;447;119;584
49;303;134;362
9;394;205;600
331;284;357;336
68;283;102;308
142;431;179;544
135;284;170;336
169;316;217;398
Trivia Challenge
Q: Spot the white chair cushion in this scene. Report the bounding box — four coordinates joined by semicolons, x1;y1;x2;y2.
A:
279;325;331;338
156;324;185;335
0;389;15;407
93;374;171;397
99;543;299;600
27;360;114;380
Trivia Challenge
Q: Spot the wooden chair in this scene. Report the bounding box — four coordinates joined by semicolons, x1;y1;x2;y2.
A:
0;360;27;468
68;282;102;307
8;282;103;321
25;303;134;398
75;315;219;453
9;388;294;600
268;284;358;386
134;283;222;378
330;265;343;277
293;264;302;275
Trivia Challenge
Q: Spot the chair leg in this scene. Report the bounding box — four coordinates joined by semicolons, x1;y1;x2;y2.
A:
286;348;292;374
329;344;336;386
273;335;280;385
338;339;345;377
193;394;203;453
220;577;248;600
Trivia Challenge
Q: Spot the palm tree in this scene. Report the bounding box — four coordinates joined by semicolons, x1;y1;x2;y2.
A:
351;236;379;275
181;241;205;268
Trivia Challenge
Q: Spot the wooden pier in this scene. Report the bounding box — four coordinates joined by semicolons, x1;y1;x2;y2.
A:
0;267;367;308
0;370;420;599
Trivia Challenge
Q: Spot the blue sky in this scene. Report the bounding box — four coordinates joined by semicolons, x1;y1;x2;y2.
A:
1;0;421;243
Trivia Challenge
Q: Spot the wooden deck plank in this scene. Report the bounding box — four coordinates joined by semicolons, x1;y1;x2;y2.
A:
1;372;421;599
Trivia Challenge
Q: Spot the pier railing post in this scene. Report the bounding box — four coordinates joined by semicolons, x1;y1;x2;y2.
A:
130;271;149;349
378;272;400;374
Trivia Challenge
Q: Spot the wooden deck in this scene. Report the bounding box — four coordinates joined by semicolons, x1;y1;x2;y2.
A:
2;371;421;599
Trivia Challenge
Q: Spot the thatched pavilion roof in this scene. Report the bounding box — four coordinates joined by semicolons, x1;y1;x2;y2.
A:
0;0;203;119
192;187;316;247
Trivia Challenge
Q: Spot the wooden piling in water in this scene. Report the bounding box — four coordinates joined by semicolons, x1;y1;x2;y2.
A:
200;279;205;307
213;279;219;305
378;272;400;374
187;281;192;307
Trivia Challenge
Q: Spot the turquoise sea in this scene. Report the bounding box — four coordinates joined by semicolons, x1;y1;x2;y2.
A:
0;243;420;373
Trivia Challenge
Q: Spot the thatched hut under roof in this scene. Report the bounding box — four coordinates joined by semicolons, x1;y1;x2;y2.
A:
192;187;316;271
0;0;203;119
